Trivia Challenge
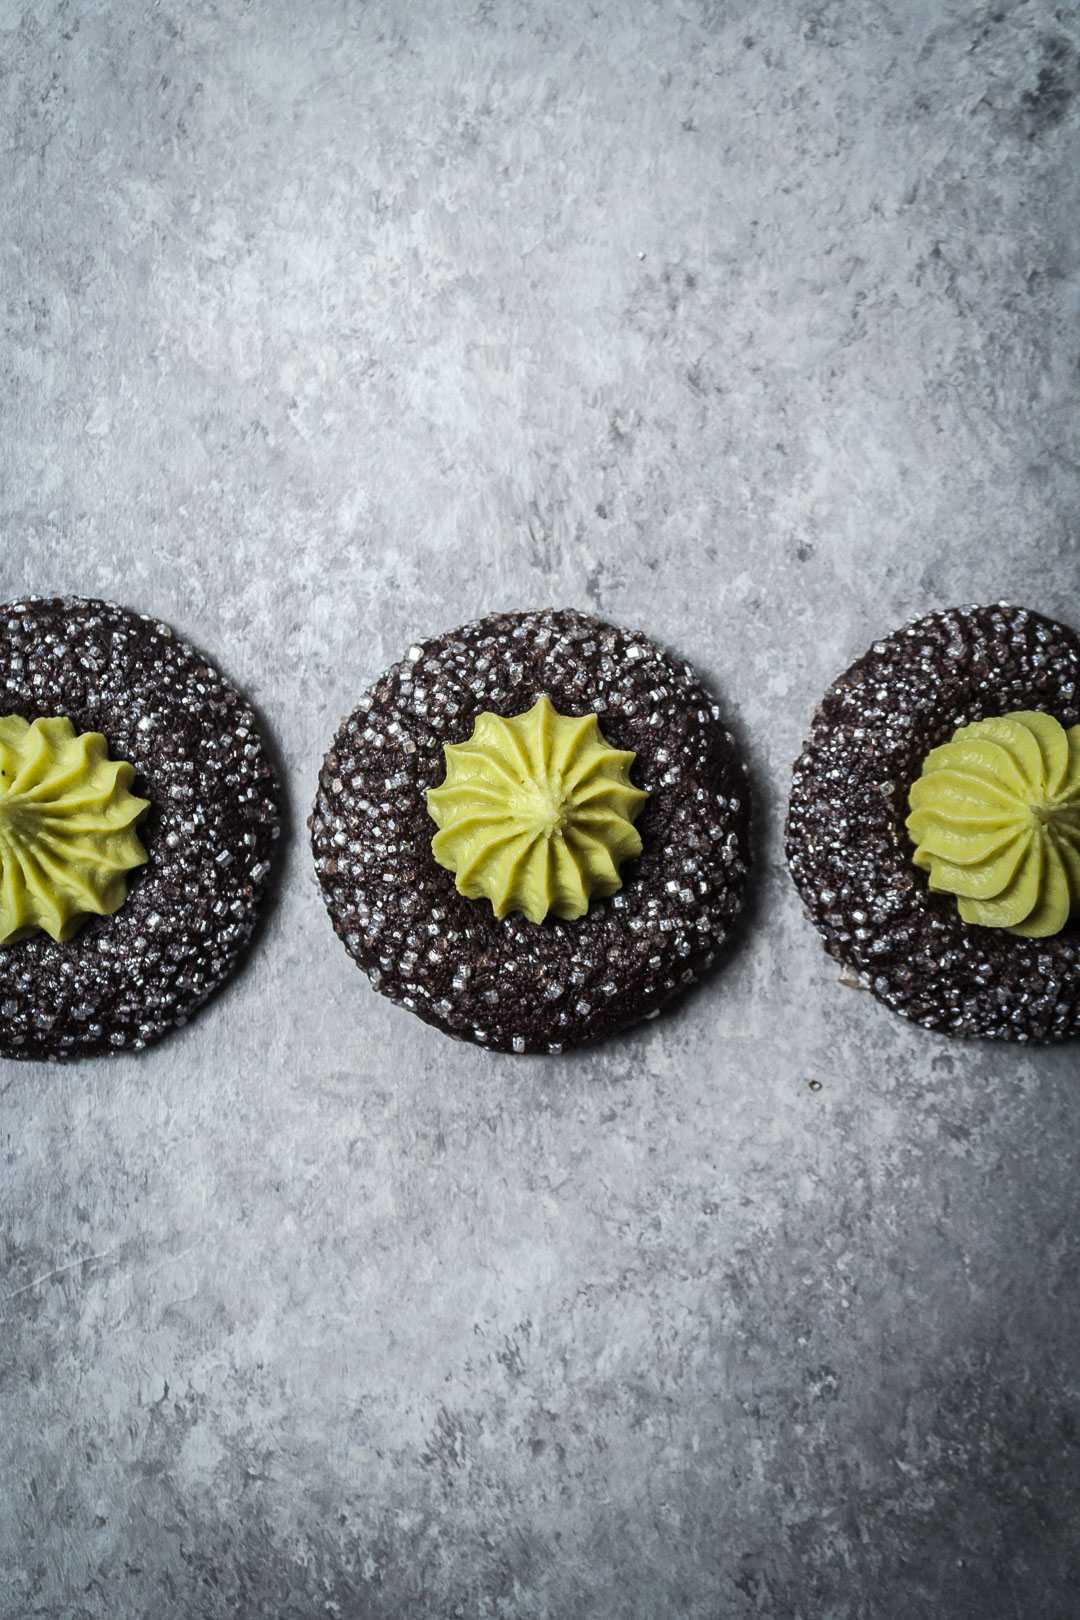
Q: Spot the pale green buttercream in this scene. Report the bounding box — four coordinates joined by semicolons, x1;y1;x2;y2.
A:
427;695;648;924
907;709;1080;937
0;716;149;944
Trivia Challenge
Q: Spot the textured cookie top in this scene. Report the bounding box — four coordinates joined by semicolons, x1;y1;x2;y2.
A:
785;602;1080;1043
311;609;751;1054
0;597;280;1061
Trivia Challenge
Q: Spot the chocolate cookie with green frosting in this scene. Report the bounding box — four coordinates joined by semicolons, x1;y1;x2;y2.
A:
786;603;1080;1042
0;597;280;1060
311;610;751;1053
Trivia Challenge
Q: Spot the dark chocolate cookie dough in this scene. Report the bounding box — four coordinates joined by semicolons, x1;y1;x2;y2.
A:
311;609;751;1053
0;596;279;1060
786;602;1080;1042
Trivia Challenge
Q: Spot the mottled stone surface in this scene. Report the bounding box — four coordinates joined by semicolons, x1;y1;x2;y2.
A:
2;1;1079;1616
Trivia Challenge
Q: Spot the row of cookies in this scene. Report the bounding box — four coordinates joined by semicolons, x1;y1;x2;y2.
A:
1;595;1077;1061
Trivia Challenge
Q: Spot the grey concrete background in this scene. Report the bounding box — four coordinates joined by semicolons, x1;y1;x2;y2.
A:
2;1;1079;1615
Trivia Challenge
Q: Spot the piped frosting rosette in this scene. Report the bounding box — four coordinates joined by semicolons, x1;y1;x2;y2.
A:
0;715;148;944
907;710;1080;938
427;695;647;925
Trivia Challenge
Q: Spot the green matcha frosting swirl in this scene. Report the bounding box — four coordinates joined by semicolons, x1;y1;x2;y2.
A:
427;694;648;924
0;716;149;944
907;709;1080;937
